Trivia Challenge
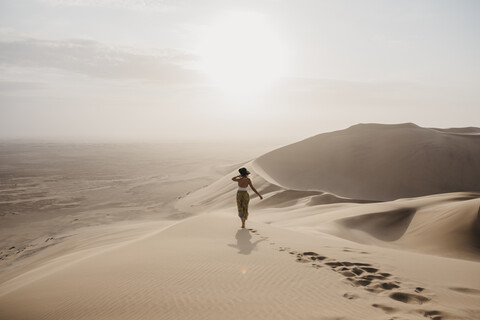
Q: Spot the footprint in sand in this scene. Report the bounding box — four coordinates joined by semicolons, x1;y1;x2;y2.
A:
246;229;269;241
315;259;402;295
294;252;326;263
419;310;445;320
371;303;397;314
388;292;430;305
302;252;326;260
342;292;358;300
295;254;311;263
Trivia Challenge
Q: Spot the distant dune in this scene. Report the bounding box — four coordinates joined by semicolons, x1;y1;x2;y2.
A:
254;123;480;200
432;127;480;134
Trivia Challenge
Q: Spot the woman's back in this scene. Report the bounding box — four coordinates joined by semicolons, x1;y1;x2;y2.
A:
237;177;250;188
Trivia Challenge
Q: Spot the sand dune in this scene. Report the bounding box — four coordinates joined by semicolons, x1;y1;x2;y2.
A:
254;123;480;200
1;126;480;319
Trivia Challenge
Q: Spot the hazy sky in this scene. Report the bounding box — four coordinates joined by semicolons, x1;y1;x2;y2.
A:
1;0;479;143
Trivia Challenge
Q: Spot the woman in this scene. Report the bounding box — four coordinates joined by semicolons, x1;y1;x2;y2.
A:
232;167;263;228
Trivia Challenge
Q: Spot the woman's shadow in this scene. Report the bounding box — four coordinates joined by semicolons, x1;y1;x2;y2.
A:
228;229;266;255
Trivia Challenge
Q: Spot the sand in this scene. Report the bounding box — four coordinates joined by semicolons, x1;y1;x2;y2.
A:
1;124;480;319
254;123;480;200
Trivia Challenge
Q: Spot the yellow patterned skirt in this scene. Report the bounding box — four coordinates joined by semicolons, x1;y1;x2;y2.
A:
236;191;250;220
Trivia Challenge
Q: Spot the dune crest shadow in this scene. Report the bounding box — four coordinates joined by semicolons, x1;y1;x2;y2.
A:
339;208;417;241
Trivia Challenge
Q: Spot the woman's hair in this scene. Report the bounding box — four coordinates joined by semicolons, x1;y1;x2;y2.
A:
239;167;250;177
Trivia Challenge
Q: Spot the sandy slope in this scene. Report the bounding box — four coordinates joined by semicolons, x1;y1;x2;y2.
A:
1;211;479;320
254;123;480;200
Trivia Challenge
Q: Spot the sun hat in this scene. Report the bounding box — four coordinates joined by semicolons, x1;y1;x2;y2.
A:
239;167;250;176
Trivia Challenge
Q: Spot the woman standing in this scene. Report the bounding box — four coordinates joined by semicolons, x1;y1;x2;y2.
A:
232;167;263;228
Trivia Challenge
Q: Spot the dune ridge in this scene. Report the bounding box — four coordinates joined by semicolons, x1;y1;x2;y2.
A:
253;123;480;201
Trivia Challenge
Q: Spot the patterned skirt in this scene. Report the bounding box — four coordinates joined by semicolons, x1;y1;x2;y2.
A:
236;191;250;220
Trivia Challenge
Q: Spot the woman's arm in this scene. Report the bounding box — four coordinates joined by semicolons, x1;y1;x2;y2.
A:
249;180;263;200
232;175;242;181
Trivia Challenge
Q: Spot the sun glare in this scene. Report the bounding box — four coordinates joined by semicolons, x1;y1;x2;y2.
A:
199;12;287;93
